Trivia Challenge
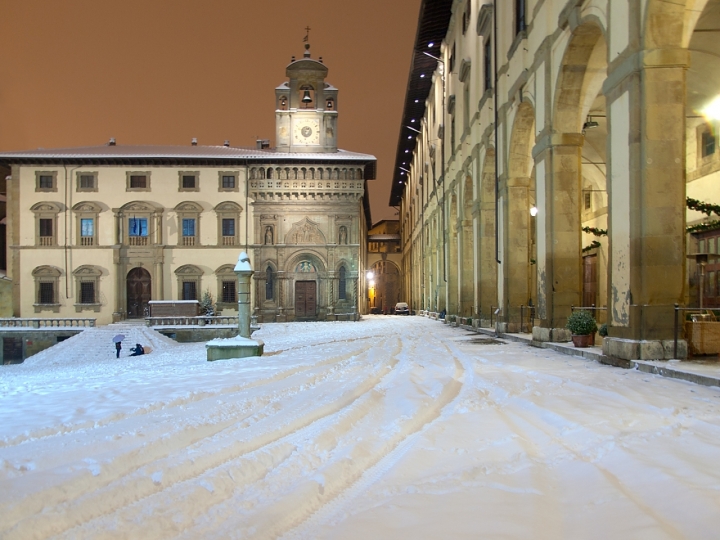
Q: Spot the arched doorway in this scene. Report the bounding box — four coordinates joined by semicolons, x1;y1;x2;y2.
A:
126;267;151;318
370;260;400;314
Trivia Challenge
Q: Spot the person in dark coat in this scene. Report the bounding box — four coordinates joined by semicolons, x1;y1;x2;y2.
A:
129;343;144;356
115;341;122;358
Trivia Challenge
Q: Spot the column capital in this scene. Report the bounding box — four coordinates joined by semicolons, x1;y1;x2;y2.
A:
532;132;584;160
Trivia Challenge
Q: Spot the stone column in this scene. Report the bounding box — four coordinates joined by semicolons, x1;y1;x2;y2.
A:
532;133;584;340
234;252;254;338
499;175;531;331
603;49;689;359
477;154;497;325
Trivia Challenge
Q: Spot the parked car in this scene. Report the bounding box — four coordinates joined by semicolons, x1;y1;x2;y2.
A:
395;302;410;315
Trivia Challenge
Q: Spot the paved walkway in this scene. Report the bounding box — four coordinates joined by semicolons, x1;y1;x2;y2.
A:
455;322;720;389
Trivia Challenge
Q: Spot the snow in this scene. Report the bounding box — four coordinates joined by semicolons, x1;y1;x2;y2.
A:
1;316;720;539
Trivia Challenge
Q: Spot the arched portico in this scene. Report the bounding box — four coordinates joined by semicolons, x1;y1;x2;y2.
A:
500;101;535;330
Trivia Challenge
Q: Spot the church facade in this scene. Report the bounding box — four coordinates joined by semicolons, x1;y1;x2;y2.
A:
1;45;376;325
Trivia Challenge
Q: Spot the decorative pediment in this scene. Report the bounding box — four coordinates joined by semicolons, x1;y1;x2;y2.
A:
175;201;204;213
32;265;62;277
214;201;242;213
215;264;236;276
120;201;161;213
459;58;472;83
72;201;102;213
30;201;63;214
285;218;326;245
72;265;102;277
175;264;203;276
476;4;493;36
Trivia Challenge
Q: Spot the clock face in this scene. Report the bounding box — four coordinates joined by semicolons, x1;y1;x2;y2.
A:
294;119;320;145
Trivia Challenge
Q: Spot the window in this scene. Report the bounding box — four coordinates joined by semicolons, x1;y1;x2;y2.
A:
584;192;591;210
215;201;242;245
339;266;347;300
222;280;236;303
182;281;197;300
80;218;94;244
175;265;203;301
126;171;151;191
128;217;149;246
129;218;148;237
702;130;716;158
483;39;492;92
73;265;102;311
216;264;237;308
449;43;456;73
183;218;195;238
39;282;54;304
76;172;98;192
33;265;62;312
175;201;202;247
515;0;526;35
31;202;62;247
179;171;200;192
462;0;471;34
35;171;57;192
73;201;101;247
39;219;53;242
80;282;95;304
218;171;239;191
266;265;274;301
222;219;235;238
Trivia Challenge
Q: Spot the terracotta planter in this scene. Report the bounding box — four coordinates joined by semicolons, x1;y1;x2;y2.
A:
571;334;592;348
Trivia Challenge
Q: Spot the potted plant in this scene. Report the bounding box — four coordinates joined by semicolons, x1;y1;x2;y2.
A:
566;310;598;347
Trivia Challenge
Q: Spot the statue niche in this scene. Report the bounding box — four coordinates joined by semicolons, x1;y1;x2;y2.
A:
285;218;326;245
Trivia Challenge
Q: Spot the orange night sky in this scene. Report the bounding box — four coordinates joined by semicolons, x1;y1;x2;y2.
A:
0;0;422;223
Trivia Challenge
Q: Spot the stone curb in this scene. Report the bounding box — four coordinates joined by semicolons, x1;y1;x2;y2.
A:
454;322;720;389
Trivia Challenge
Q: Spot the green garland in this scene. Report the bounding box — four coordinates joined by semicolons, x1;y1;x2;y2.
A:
686;197;720;233
582;226;607;237
687;197;720;217
582;240;601;252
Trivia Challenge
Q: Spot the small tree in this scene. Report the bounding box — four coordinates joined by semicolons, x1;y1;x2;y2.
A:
199;289;216;316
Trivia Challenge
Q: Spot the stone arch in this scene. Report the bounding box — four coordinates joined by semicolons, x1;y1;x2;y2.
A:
369;259;401;313
553;22;607;134
285;217;327;244
502;102;536;327
645;0;712;49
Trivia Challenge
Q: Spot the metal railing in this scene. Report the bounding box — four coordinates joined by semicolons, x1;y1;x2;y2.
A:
0;318;96;328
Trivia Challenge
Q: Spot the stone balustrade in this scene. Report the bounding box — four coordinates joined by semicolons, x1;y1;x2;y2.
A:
0;318;96;328
146;316;239;327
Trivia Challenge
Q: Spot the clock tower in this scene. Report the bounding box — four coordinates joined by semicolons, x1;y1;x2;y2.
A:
275;42;338;153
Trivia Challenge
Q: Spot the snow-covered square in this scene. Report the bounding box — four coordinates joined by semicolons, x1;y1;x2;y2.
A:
2;316;719;539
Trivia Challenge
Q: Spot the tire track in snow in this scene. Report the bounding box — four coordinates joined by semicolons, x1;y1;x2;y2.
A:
271;335;469;540
4;336;403;540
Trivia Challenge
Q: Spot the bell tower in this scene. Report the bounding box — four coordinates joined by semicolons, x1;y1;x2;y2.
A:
275;40;338;153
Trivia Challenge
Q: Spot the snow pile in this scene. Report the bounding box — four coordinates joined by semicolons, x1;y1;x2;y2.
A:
1;316;720;539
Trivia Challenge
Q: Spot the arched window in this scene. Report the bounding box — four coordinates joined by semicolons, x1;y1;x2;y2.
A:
266;265;274;301
339;266;347;300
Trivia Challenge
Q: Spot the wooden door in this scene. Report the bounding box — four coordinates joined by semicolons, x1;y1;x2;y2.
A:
127;267;152;318
582;254;597;308
295;280;317;318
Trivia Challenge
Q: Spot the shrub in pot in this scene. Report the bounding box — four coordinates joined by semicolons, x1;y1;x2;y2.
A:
566;310;598;347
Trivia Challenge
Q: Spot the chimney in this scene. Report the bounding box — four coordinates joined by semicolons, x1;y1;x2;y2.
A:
191;138;198;146
223;140;230;147
108;137;116;146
